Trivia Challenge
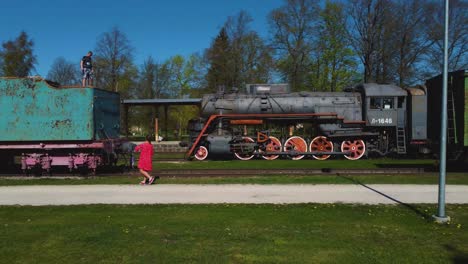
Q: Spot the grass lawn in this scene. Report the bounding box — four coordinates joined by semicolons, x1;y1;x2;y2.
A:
151;158;437;170
1;173;468;186
0;204;467;263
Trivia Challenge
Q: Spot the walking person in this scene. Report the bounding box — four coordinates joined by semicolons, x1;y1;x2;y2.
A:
134;135;156;185
80;51;94;87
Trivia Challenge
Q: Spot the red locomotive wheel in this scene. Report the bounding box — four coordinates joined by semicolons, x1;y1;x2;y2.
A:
234;137;255;161
341;140;366;160
309;136;333;160
284;136;307;160
261;136;281;160
194;146;209;161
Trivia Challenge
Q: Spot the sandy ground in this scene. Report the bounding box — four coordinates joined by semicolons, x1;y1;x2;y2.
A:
0;184;467;205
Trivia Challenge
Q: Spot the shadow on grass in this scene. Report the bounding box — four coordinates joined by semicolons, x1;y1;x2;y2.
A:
338;175;433;222
375;160;468;173
443;160;468;173
444;245;468;264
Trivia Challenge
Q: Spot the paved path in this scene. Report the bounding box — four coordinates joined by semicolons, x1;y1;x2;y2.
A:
1;184;468;205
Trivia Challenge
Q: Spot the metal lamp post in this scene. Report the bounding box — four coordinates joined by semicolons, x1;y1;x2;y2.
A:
433;0;451;224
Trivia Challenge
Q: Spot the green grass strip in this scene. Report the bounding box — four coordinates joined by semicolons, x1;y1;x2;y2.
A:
1;173;467;186
152;158;436;170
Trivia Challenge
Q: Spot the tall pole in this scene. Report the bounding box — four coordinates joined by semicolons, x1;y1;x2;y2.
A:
434;0;450;224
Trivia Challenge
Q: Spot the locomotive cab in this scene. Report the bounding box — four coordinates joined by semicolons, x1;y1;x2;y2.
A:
360;84;408;128
354;83;408;155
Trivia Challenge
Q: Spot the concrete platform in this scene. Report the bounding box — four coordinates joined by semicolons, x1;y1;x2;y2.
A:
0;184;467;205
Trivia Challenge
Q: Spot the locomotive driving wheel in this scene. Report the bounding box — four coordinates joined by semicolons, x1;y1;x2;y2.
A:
261;136;282;160
341;139;366;160
284;136;307;160
234;137;255;161
309;136;333;160
194;146;209;161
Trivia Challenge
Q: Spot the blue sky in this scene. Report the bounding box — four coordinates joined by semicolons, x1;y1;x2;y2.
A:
0;0;284;76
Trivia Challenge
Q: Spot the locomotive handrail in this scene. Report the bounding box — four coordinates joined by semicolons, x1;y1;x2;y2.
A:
342;120;366;124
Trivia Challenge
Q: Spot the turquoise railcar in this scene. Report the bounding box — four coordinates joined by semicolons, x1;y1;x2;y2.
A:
0;77;120;141
0;77;130;174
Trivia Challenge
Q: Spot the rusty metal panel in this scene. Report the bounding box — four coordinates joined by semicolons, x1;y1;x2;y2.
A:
0;77;119;141
93;88;121;140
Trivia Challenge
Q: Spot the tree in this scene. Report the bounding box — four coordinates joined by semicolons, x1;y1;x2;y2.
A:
224;10;273;88
183;53;208;94
94;26;136;94
47;57;80;85
205;27;232;93
348;0;395;83
0;31;37;77
129;56;158;135
388;0;432;86
424;0;467;74
136;56;158;98
309;0;358;91
205;12;273;93
268;0;320;91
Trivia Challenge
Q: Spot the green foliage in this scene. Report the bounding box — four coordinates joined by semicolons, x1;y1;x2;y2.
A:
0;31;37;77
169;105;199;138
268;0;320;91
308;0;358;91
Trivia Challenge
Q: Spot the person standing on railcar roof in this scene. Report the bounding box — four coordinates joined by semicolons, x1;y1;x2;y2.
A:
80;51;94;87
134;135;156;185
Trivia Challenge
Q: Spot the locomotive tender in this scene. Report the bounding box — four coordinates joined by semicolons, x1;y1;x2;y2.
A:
0;77;132;173
186;70;467;161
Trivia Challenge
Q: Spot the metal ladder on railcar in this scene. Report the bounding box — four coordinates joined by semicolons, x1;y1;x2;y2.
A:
396;126;407;154
447;86;457;144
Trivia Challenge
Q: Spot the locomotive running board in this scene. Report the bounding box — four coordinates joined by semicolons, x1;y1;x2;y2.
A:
251;151;351;156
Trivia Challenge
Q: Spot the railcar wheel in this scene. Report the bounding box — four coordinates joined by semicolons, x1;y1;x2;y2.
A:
341;140;366;160
261;136;281;160
284;136;307;160
234;137;255;161
309;136;333;160
194;146;209;161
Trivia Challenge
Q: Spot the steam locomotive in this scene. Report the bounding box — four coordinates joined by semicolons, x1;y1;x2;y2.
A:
185;70;467;161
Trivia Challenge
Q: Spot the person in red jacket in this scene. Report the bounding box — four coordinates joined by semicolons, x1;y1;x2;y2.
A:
134;135;156;185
